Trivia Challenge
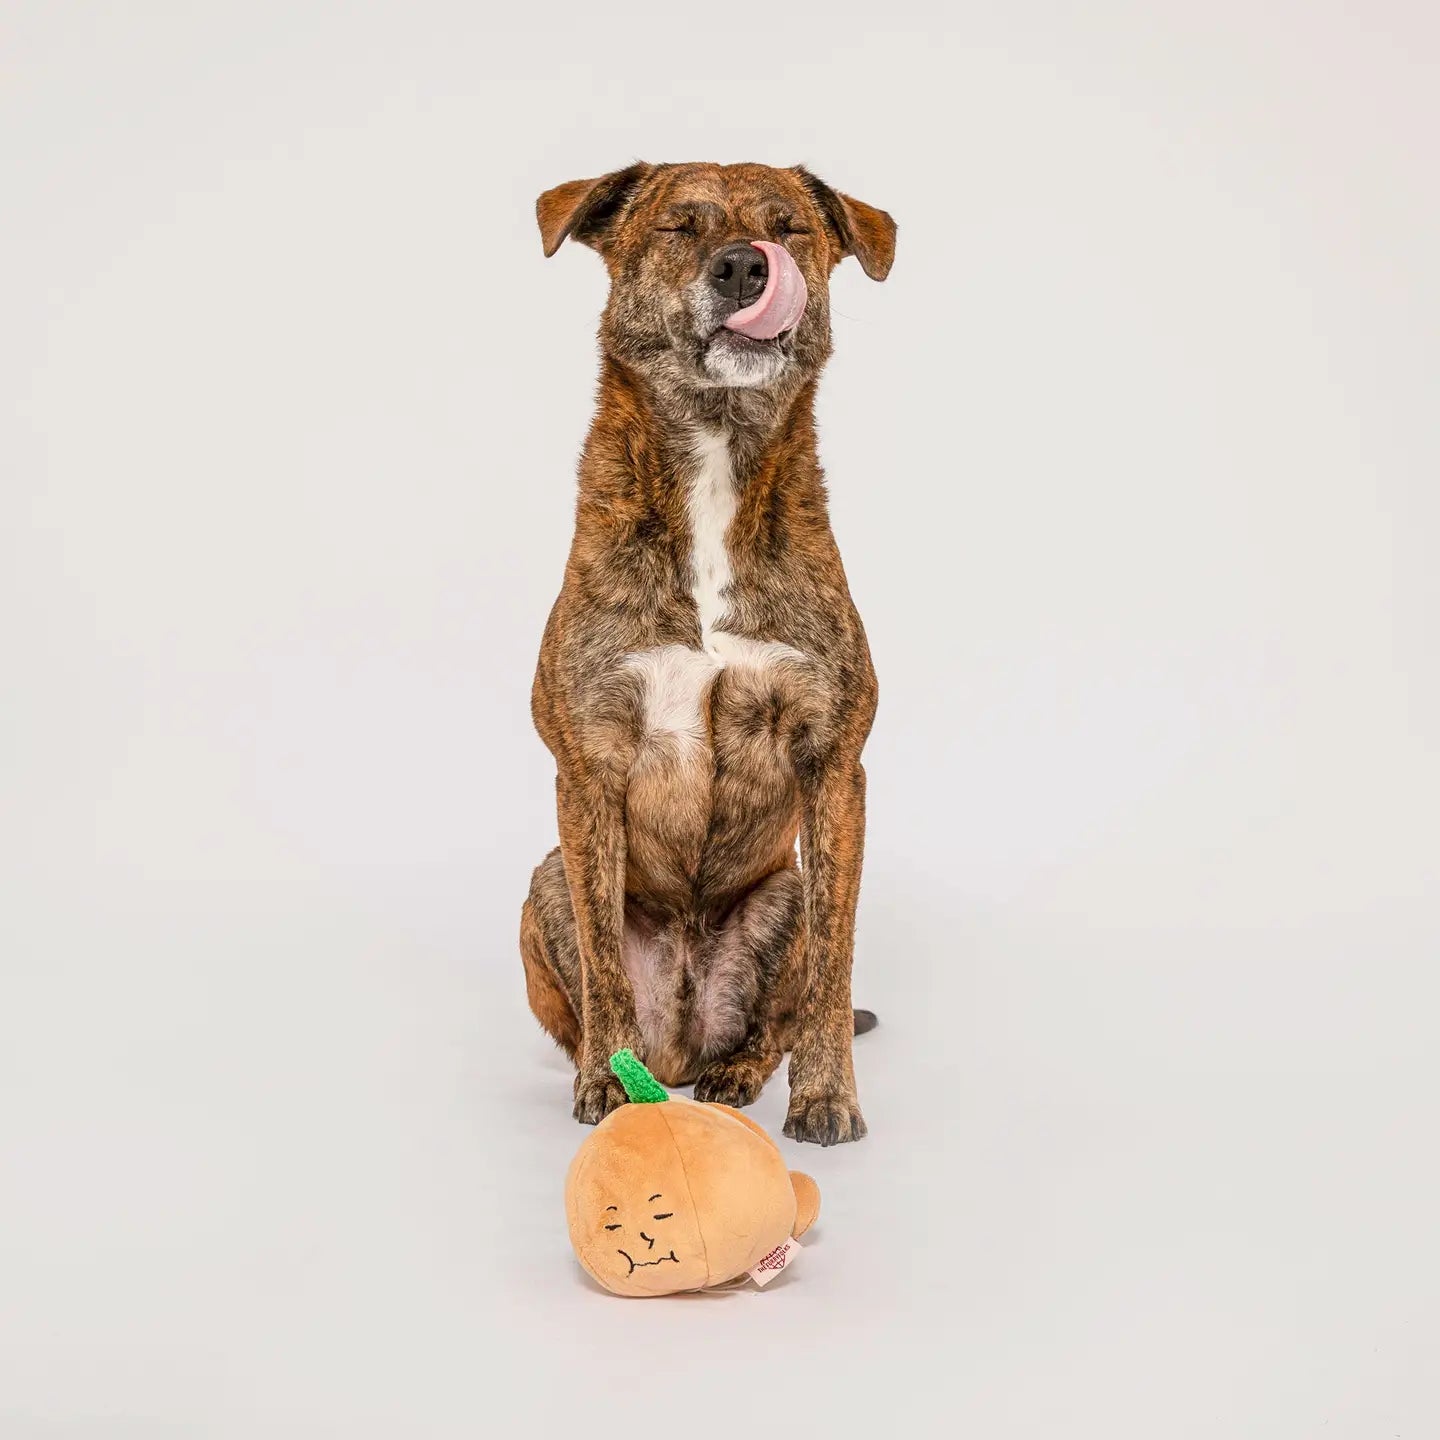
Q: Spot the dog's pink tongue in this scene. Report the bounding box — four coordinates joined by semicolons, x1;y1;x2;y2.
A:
722;240;808;341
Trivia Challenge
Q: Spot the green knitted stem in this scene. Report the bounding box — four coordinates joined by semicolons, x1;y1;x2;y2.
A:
609;1049;669;1104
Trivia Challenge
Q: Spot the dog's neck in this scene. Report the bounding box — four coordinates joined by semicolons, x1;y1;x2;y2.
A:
583;357;821;500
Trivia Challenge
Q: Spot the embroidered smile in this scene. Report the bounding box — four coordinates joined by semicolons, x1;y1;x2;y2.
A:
618;1249;679;1274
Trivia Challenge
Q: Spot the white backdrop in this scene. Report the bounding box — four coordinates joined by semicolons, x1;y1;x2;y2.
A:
3;3;1437;1436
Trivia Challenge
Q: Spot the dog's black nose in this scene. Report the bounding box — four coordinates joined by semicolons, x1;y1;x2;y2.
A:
708;243;767;305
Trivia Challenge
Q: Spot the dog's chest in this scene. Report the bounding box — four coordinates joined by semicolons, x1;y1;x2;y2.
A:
623;429;805;744
685;427;736;649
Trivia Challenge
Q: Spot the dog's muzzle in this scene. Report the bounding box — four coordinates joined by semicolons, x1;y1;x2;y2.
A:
711;241;808;341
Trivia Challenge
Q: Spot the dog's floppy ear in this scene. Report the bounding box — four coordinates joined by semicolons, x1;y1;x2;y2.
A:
536;163;653;258
794;168;897;281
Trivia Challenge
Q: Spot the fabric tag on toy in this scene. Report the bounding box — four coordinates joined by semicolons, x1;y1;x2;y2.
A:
748;1236;802;1287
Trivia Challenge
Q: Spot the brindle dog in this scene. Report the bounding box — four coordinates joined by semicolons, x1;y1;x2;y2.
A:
520;162;896;1144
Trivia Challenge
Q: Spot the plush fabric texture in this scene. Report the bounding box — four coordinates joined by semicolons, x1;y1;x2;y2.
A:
565;1093;820;1297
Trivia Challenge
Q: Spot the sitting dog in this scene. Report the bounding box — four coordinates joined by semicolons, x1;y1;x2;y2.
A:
520;162;895;1144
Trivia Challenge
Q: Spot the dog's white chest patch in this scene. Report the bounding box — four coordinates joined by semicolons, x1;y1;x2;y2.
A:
685;426;738;647
624;429;805;746
623;644;722;749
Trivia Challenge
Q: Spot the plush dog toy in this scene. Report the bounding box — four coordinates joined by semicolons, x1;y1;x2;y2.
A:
565;1051;820;1297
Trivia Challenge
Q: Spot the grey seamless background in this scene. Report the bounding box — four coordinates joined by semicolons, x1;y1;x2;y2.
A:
3;3;1437;1436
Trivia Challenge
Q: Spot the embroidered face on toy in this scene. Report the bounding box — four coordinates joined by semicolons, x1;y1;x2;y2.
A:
569;1116;710;1296
564;1052;820;1298
605;1194;682;1279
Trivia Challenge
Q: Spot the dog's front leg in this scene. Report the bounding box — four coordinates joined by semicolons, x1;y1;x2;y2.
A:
556;769;640;1124
784;756;869;1145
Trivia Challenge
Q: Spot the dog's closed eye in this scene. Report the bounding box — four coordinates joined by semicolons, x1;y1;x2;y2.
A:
652;1212;673;1220
604;1223;621;1231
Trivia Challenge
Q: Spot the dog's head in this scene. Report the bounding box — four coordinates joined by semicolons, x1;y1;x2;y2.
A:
537;162;895;394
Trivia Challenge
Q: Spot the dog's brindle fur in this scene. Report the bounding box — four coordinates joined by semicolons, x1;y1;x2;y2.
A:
520;162;896;1144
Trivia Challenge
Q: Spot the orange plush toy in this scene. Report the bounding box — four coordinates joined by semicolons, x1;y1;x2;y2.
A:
565;1051;820;1297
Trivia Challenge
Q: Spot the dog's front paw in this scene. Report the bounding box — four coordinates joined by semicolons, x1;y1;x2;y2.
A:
693;1055;771;1109
783;1091;867;1146
572;1070;627;1126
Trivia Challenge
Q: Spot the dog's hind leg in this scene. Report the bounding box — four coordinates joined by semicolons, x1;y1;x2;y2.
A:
691;866;806;1109
519;848;582;1060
